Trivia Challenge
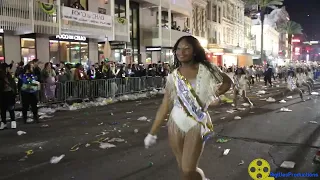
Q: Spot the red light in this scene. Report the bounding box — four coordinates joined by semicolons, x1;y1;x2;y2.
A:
292;39;300;43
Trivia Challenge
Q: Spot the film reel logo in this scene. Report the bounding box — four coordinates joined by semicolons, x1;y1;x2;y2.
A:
248;158;275;180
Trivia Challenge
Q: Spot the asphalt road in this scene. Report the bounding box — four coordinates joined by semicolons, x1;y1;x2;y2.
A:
1;80;320;180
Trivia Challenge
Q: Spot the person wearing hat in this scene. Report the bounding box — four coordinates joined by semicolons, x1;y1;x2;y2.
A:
0;63;17;129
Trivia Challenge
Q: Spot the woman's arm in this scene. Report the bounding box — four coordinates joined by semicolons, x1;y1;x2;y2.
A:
216;72;232;96
149;91;171;135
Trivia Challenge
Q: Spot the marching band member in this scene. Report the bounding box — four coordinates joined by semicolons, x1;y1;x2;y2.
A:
282;69;304;101
144;36;232;180
296;67;311;95
305;66;314;88
233;68;253;109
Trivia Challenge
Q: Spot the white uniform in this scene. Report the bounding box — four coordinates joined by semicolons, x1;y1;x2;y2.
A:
234;75;247;92
296;73;307;86
287;76;297;91
166;64;221;133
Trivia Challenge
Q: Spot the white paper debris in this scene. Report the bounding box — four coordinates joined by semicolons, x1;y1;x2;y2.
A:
280;161;295;169
287;96;293;99
266;97;276;102
99;142;116;149
226;109;236;114
257;90;266;95
17;131;27;136
238;160;244;166
134;129;139;133
280;108;292;112
234;116;241;120
279;100;286;103
237;108;246;111
108;138;125;143
309;121;318;124
220;117;226;120
85;143;90;147
311;92;319;95
50;154;65;164
137;116;148;121
223;149;230;155
242;103;250;107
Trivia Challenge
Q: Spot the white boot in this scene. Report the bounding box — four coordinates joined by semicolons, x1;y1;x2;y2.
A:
0;122;7;130
11;121;17;129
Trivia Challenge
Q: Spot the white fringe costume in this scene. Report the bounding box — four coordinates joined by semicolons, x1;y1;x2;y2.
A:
234;75;247;92
166;64;222;136
296;72;307;86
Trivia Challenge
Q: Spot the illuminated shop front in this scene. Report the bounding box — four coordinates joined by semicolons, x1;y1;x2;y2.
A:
145;47;173;64
0;32;4;62
21;35;36;65
49;34;89;64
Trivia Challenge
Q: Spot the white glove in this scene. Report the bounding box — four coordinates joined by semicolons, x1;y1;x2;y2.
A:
144;134;157;149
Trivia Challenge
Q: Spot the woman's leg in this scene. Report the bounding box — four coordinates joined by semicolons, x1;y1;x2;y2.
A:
181;126;205;180
21;92;30;123
302;82;311;95
233;89;239;109
168;120;185;178
29;93;39;123
293;88;304;101
241;90;253;107
282;88;290;100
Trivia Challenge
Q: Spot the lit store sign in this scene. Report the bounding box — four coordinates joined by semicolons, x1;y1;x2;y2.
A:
55;34;86;41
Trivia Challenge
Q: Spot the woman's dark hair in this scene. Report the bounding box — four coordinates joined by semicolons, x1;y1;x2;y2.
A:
235;68;245;75
288;70;295;77
173;36;221;80
23;63;32;73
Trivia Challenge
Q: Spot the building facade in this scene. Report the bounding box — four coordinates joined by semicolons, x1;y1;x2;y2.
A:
0;0;132;66
206;0;250;67
139;0;193;64
251;24;279;59
0;0;196;66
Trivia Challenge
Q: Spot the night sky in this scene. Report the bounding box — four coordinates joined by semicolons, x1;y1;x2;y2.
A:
284;0;319;40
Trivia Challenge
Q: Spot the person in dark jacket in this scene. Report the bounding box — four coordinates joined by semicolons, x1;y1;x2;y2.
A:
18;64;40;124
0;63;17;129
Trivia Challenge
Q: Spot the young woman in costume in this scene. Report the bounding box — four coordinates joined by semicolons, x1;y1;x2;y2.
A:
296;67;312;95
305;67;314;88
233;68;253;109
144;36;232;180
282;69;304;101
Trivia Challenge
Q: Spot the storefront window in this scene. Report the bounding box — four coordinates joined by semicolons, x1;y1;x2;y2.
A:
80;43;88;62
21;38;36;64
115;0;126;18
0;35;4;62
98;43;104;62
49;40;59;64
49;39;89;64
160;49;173;63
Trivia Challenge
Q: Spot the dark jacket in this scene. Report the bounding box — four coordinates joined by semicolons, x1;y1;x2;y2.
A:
0;73;17;96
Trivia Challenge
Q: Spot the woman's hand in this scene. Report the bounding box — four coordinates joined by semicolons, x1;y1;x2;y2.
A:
144;134;157;149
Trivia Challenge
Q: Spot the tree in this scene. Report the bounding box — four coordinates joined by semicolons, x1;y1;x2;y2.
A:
278;21;303;60
244;0;284;64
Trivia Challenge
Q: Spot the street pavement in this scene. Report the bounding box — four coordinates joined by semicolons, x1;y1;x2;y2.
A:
1;80;320;180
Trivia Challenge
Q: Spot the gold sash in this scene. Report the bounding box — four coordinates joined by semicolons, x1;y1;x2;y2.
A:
174;71;213;132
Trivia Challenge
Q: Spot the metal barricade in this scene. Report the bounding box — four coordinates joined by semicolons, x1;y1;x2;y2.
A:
16;76;167;105
39;82;65;104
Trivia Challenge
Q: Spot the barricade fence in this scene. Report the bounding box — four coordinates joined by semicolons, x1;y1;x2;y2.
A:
17;76;166;104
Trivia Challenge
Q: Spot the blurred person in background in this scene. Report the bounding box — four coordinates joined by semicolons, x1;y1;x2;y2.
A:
18;64;40;124
42;62;57;101
0;63;17;129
